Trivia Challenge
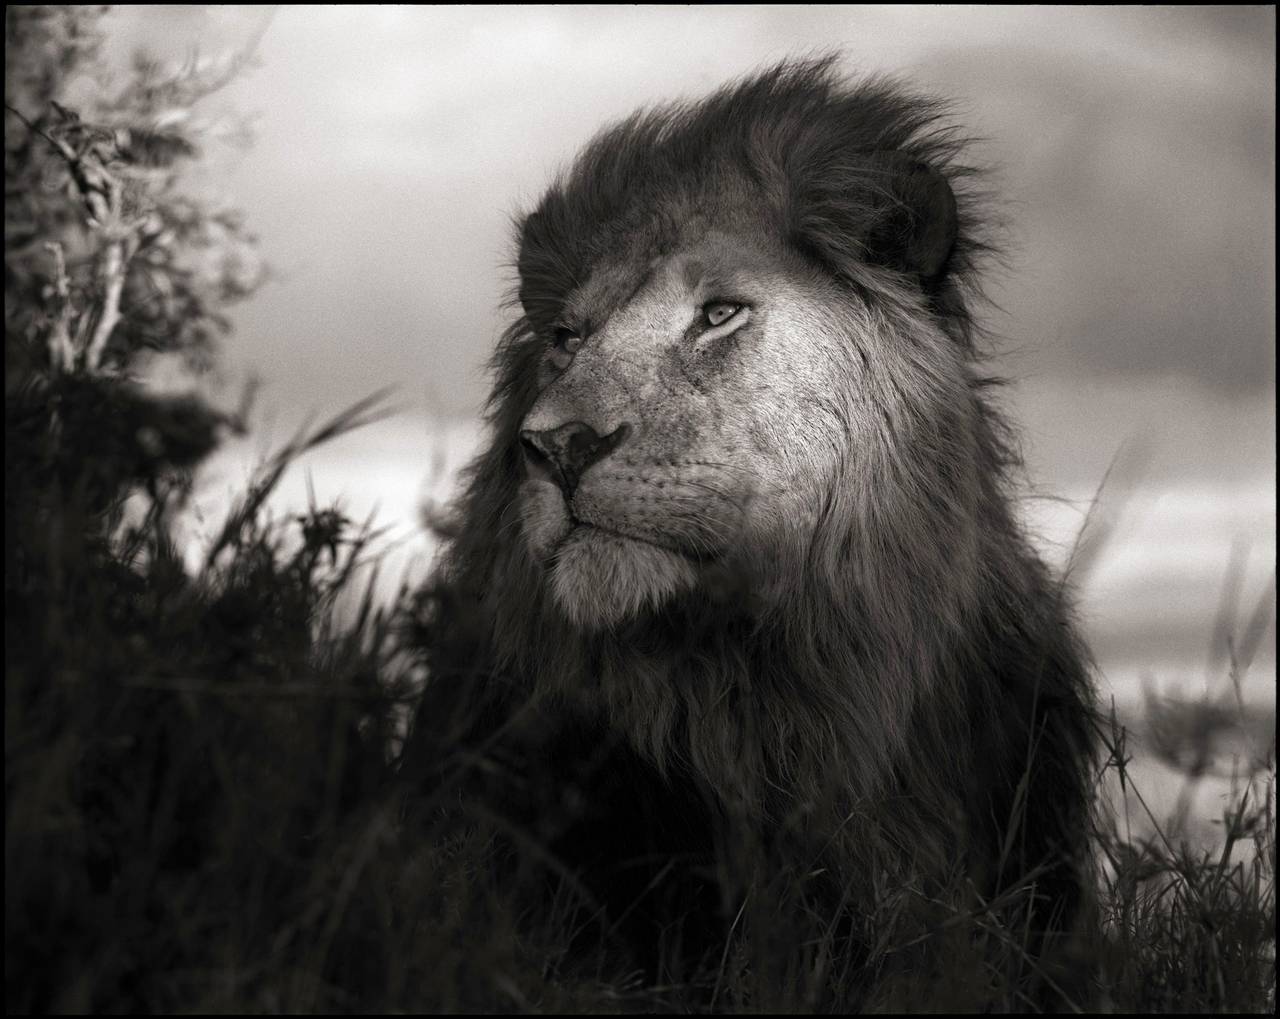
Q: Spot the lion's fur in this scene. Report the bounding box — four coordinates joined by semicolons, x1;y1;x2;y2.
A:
407;57;1097;992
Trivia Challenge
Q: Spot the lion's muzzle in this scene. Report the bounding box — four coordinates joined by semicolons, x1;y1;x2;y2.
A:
519;420;631;497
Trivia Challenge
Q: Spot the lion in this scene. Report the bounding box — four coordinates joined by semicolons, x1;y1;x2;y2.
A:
405;57;1097;1006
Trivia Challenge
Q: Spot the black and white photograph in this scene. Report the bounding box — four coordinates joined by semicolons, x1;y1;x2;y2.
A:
6;5;1275;1012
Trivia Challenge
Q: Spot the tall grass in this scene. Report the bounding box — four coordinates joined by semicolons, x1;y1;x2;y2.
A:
5;373;1275;1012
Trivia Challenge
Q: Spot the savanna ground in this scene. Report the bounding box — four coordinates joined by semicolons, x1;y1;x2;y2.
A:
5;6;1275;1013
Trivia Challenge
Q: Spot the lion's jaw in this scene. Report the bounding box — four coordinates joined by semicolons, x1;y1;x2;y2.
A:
515;233;851;630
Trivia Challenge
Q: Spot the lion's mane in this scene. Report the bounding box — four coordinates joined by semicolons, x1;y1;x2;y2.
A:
407;57;1097;988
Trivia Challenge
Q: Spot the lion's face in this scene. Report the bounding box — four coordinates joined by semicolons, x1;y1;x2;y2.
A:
517;228;860;629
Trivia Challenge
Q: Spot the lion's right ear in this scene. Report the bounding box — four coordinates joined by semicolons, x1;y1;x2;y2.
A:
791;150;958;289
516;209;551;323
516;203;581;333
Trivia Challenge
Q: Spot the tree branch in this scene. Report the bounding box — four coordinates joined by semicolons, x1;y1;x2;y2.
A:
84;177;139;373
43;242;76;371
9;100;139;374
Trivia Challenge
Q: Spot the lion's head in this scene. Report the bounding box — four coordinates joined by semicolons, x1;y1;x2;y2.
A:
510;65;982;637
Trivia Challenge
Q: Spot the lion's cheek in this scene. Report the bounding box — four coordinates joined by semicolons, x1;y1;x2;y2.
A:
550;530;697;630
518;479;572;561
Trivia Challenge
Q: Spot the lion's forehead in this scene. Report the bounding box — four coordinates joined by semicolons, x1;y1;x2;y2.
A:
565;222;783;332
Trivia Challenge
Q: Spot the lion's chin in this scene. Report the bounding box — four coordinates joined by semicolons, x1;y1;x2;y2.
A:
550;526;697;630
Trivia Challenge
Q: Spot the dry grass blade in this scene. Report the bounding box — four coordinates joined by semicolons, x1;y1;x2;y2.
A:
1206;538;1250;688
203;388;396;571
1233;573;1277;688
1061;437;1149;587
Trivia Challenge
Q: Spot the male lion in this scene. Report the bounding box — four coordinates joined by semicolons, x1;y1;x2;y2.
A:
407;58;1097;1006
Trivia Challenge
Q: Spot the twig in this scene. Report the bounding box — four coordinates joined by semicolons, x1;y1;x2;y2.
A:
84;177;138;373
4;102;76;161
43;242;76;371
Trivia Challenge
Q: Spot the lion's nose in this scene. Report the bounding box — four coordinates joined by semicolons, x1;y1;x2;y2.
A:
519;421;630;495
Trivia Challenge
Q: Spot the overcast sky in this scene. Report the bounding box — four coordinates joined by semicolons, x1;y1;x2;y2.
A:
103;6;1274;413
93;6;1275;702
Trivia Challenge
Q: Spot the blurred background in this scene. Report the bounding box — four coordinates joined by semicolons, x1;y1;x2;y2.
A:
93;7;1273;745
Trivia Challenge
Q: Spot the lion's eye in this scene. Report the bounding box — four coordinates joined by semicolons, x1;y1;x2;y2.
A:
553;328;582;353
703;302;741;327
549;328;582;370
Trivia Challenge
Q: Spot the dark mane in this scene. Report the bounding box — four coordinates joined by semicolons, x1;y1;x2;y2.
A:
516;56;992;354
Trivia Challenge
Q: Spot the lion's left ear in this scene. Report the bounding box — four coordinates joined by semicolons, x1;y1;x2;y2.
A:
791;149;958;287
861;151;957;284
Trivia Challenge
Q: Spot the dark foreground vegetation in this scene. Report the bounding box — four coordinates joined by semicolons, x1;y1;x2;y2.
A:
5;6;1275;1013
6;369;1276;1014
